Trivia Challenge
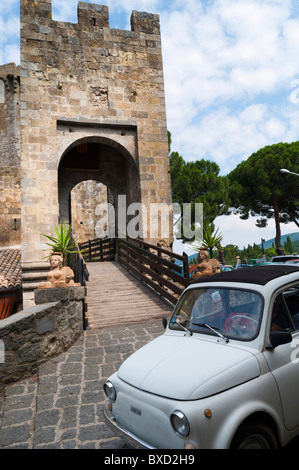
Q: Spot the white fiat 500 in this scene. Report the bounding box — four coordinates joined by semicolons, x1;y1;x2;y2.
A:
104;264;299;449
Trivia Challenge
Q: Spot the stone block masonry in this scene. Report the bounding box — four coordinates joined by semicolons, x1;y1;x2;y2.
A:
0;286;85;393
18;0;173;307
0;2;172;253
0;63;21;247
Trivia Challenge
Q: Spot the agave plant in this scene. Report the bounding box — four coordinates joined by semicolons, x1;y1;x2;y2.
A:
193;226;223;259
42;223;81;265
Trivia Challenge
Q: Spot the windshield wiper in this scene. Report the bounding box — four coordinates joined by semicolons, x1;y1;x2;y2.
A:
175;319;193;336
193;323;229;343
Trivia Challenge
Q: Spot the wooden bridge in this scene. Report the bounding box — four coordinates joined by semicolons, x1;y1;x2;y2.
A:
85;261;172;329
73;237;191;330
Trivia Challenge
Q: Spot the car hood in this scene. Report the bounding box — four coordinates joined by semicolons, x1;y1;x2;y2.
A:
117;334;261;400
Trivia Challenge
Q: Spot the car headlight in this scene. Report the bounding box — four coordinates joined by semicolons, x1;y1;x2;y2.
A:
170;410;190;437
103;380;117;402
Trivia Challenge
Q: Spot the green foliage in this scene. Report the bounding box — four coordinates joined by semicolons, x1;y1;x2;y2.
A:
168;130;298;254
169;148;230;237
284;236;293;254
293;239;299;253
220;238;299;266
265;245;277;259
192;226;223;258
228;141;299;254
220;243;264;265
42;223;81;265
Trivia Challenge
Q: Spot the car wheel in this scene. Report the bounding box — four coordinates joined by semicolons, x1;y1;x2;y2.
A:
231;422;279;449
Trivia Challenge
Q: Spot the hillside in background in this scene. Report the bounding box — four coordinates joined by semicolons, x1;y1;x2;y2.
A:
260;232;299;251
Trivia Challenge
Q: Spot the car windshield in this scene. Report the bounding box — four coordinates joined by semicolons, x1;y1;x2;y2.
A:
170;287;263;341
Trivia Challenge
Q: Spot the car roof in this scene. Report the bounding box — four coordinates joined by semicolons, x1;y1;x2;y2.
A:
191;264;299;286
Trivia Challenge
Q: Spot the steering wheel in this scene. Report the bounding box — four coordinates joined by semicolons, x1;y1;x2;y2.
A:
224;314;258;336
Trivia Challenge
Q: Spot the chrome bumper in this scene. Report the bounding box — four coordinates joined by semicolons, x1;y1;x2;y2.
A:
104;409;155;449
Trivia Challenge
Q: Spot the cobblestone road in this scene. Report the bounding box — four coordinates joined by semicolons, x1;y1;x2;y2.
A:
0;321;164;449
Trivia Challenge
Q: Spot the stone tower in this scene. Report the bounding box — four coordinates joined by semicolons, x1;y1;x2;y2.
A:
0;63;21;246
18;0;172;306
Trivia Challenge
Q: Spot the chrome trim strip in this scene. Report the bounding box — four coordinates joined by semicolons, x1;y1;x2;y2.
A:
104;409;156;449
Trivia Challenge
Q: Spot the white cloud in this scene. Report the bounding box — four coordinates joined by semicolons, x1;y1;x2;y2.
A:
51;0;160;24
109;0;159;12
161;0;299;172
2;0;299;170
0;0;19;16
173;214;298;254
0;0;298;249
168;104;282;173
1;44;20;66
52;0;78;22
215;213;298;248
0;13;20;66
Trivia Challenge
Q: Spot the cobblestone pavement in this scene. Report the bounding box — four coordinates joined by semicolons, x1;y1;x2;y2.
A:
0;321;164;449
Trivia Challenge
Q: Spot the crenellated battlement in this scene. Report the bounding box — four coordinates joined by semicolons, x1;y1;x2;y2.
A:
20;0;160;35
77;2;109;28
131;10;160;35
0;63;20;103
0;63;20;82
21;0;52;19
0;63;20;76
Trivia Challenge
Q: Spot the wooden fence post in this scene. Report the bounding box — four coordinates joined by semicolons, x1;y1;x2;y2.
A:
183;252;190;286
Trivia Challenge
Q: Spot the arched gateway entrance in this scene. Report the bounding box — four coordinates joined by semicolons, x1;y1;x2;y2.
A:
58;136;140;239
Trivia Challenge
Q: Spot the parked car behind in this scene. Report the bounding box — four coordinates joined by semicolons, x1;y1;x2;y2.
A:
271;255;299;263
220;264;234;272
104;265;299;449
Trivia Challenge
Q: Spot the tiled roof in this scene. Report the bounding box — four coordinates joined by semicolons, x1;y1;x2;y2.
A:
0;249;22;290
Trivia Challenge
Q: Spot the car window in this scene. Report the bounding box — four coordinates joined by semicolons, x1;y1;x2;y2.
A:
283;287;299;330
170;287;262;341
270;294;294;332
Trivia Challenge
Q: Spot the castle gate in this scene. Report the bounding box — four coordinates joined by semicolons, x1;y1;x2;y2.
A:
20;0;173;307
57;130;139;237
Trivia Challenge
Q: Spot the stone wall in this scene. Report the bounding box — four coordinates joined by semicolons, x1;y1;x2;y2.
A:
0;63;21;247
20;1;172;272
0;1;174;307
71;181;109;242
0;286;85;392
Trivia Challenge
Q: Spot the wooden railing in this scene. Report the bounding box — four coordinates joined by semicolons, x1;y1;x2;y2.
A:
117;237;190;306
70;237;90;330
79;236;190;307
70;251;90;286
79;238;116;262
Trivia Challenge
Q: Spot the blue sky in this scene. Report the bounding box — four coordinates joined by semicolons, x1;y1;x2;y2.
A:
0;0;298;247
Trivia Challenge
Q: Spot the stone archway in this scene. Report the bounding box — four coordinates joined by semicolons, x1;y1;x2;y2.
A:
58;136;140;239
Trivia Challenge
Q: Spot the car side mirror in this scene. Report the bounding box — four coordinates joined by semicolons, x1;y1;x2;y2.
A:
269;331;292;348
162;317;167;329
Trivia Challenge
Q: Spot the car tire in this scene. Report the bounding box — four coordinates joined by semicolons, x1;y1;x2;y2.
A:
230;421;279;449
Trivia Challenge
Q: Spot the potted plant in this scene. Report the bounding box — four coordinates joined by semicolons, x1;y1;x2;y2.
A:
192;226;223;259
42;223;81;266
